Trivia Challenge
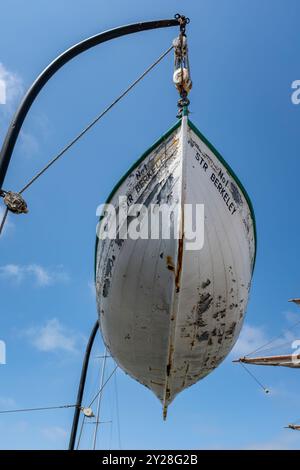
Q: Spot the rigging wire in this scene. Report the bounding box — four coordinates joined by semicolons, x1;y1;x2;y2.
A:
0;207;8;234
0;404;76;414
249;340;298;356
0;44;174;236
88;365;118;408
114;368;122;450
76;411;86;450
76;365;118;449
108;417;113;451
239;362;270;394
106;371;114;451
245;317;300;358
92;348;107;450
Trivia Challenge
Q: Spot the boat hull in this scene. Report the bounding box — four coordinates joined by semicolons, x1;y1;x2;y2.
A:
95;117;256;414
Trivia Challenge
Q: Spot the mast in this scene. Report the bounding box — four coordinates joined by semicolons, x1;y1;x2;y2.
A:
286;424;300;431
233;353;300;429
234;297;300;430
233;354;300;368
234;297;300;367
92;349;108;450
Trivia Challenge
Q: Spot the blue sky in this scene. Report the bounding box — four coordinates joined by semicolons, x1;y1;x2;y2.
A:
1;0;300;450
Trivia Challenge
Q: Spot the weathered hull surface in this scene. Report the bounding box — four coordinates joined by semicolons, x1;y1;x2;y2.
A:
95;117;256;416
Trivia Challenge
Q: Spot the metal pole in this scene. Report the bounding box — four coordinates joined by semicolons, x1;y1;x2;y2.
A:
0;16;183;190
92;348;107;450
69;320;99;450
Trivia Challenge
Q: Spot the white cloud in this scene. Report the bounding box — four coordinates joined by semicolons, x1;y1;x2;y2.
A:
0;63;23;115
0;263;69;286
88;280;96;297
0;63;40;157
41;426;68;442
231;312;300;359
231;324;269;357
284;310;300;326
267;381;300;405
23;318;82;354
0;396;16;409
19;130;40;157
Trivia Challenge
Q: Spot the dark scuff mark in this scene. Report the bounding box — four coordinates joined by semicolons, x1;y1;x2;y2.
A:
196;331;209;342
102;255;116;297
175;236;184;293
150;380;163;386
197;293;213;315
229;303;238;310
194;292;213;328
226;322;237;337
141;182;161;209
230;182;243;205
105;256;115;278
115;236;124;248
213;308;226;320
201;279;211;289
166;256;175;271
156;174;174;205
102;278;110;298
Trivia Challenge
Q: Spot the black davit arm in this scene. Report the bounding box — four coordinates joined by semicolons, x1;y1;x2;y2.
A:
0;17;184;189
68;320;99;450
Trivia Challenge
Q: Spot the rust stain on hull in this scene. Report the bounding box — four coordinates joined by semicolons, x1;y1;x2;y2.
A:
175;235;184;293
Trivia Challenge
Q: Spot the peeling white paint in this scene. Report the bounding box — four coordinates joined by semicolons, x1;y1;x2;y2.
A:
95;117;255;416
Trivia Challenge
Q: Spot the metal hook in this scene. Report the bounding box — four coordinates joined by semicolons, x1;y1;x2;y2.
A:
174;14;190;35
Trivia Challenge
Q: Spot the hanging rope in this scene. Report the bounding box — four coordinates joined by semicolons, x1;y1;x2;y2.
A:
0;44;174;236
239;362;270;394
